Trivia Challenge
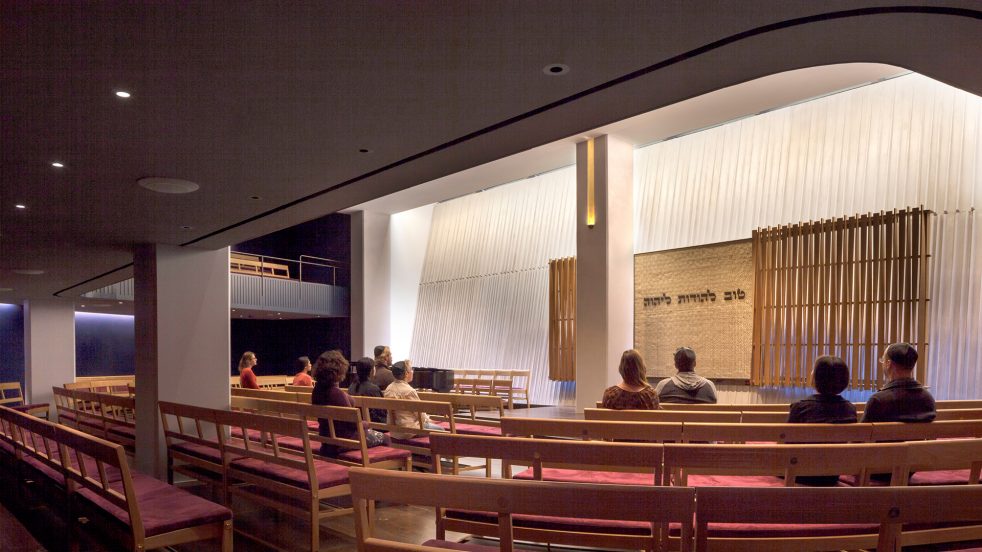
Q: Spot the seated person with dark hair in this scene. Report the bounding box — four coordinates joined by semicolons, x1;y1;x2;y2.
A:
348;357;386;423
655;347;717;404
372;345;395;391
861;343;936;423
291;356;313;387
787;355;857;486
788;355;858;424
311;350;387;457
862;343;935;483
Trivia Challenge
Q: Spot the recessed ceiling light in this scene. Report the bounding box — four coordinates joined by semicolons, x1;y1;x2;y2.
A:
15;204;26;209
180;225;193;230
358;148;371;153
11;269;45;275
115;90;131;98
118;301;124;305
80;304;86;308
137;177;200;194
248;195;262;201
51;162;65;168
543;63;570;76
0;288;13;292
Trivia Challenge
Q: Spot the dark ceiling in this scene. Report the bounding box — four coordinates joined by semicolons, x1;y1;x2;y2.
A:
2;1;980;301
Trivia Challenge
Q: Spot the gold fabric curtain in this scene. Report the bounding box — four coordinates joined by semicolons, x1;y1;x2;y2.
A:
751;208;932;389
548;257;576;381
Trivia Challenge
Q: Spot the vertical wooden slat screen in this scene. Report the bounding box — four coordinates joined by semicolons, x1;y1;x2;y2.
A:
750;208;932;390
548;257;576;381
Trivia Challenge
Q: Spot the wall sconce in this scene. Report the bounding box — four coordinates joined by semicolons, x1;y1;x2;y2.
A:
586;138;596;228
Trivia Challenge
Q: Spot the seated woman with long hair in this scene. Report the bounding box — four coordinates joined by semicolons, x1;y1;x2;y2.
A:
237;351;260;389
601;349;660;410
347;357;386;423
311;350;387;457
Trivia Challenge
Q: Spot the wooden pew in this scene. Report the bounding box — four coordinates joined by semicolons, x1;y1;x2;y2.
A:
662;442;909;487
695;486;982;552
0;381;49;419
870;419;982;441
158;401;227;488
349;396;458;471
215;408;351;552
936;399;982;410
934;408;982;421
235;397;412;471
681;422;874;444
62;389;136;453
584;407;743;423
428;433;669;551
417;391;504;419
350;467;697;552
0;405;232;551
231;386;311;403
657;402;791;411
501;417;684;442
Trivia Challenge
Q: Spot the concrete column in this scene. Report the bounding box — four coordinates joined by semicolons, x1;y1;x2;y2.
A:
134;244;230;477
575;135;634;411
24;298;76;418
350;211;391;359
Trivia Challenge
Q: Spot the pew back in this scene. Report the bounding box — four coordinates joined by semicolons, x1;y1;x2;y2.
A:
500;417;684;442
584;408;742;423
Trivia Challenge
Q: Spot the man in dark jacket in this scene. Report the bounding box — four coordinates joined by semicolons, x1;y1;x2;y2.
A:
861;343;935;423
654;347;718;404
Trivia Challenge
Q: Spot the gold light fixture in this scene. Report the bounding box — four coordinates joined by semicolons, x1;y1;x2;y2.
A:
586;138;596;228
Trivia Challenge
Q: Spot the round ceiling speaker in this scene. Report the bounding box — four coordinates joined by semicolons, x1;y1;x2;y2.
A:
138;177;200;194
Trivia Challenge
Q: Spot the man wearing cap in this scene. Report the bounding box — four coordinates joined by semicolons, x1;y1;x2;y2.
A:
655;347;718;404
861;343;936;422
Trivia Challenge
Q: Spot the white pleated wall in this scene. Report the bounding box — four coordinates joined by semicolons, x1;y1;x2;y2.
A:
635;73;982;399
410;168;577;405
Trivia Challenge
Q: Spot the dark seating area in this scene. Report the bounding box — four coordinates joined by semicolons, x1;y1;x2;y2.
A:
0;404;232;551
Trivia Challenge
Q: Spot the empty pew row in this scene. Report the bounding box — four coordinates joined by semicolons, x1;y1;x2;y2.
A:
0;405;232;551
350;468;982;552
52;387;136;453
65;376;134;396
157;401;353;552
229;374;294;389
0;381;49;419
500;417;982;443
426;433;982;551
452;369;531;409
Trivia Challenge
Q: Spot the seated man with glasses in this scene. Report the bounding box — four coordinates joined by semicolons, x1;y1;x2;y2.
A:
861;343;936;423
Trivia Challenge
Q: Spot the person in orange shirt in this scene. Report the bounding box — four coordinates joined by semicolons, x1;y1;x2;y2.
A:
238;351;260;389
291;356;313;386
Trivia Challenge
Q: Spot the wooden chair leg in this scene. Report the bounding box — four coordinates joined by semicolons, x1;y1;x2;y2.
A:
221;520;233;552
310;504;320;552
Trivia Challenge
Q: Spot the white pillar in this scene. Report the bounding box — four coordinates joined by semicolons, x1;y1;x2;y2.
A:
575;135;634;411
134;244;230;478
350;211;391;359
24;298;76;418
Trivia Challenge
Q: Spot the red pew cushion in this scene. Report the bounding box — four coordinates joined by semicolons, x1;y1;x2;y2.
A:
445;509;652;535
684;475;792;487
77;474;231;537
513;467;656;486
337;446;411;464
229;456;349;490
391;435;432;448
171;441;224;464
436;422;501;436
